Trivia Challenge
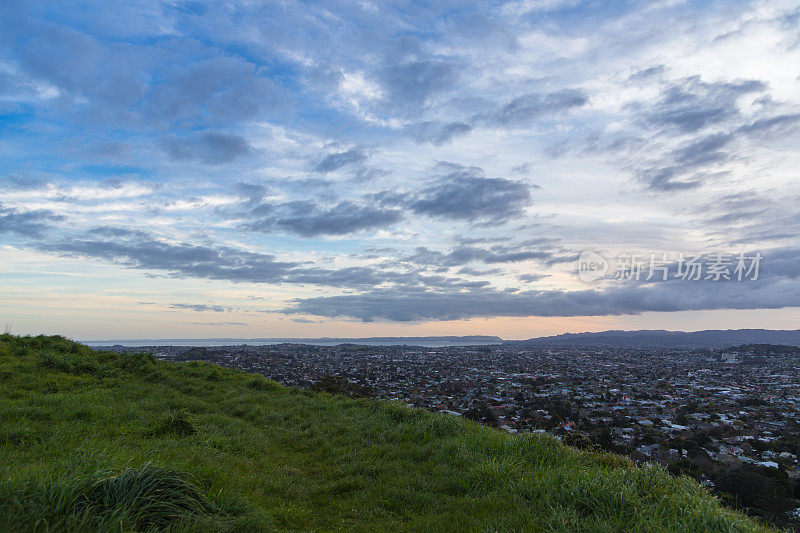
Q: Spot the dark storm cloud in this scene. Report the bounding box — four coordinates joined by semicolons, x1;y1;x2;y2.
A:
160;132;253;165
315;147;368;173
0;203;63;238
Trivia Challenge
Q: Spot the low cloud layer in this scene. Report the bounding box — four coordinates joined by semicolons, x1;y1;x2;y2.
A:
285;247;800;321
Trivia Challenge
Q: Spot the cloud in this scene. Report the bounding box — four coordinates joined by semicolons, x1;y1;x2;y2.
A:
407;164;533;223
737;113;800;138
637;133;734;190
407;121;473;145
627;65;665;81
641;77;766;133
160;132;252;165
377;37;462;110
501;0;582;16
636;111;800;191
381;59;460;107
518;273;547;282
236;163;534;236
186;322;248;326
458;266;505;276
407;243;563;267
315;147;368;173
406;89;588;145
351;166;391;182
144;55;279;126
34;226;405;289
36;226;297;284
0;203;63;238
473;89;588;128
284;249;800;321
0;176;47;191
244;200;404;237
170;303;237;313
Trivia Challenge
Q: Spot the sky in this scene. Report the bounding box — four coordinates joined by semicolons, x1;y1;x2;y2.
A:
1;0;799;340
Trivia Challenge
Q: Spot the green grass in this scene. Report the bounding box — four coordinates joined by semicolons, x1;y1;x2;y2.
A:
0;334;772;532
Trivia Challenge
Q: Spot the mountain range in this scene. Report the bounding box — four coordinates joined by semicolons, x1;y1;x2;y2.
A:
509;329;800;349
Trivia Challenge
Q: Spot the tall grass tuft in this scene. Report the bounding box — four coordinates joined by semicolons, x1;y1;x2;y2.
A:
0;463;217;532
147;409;198;437
84;464;217;527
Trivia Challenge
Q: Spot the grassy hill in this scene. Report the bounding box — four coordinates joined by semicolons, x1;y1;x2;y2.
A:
0;335;771;532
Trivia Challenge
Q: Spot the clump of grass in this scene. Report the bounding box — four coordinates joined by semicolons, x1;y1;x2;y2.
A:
0;341;13;358
35;352;74;373
115;352;156;372
248;377;278;391
85;464;217;527
35;351;98;375
0;463;217;531
147;409;197;437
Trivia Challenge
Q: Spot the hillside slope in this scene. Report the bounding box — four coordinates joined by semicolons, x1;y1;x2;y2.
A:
0;335;770;532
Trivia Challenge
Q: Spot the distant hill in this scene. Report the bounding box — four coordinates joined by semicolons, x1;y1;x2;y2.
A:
722;344;800;356
0;334;768;531
509;329;800;349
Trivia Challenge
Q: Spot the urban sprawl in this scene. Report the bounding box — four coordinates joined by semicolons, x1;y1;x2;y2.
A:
106;342;800;527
